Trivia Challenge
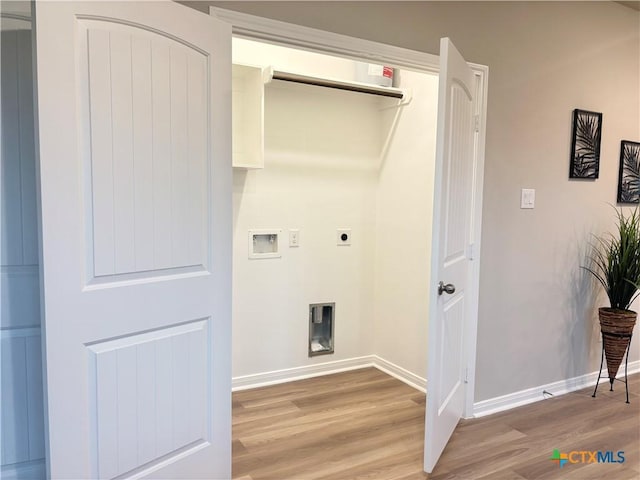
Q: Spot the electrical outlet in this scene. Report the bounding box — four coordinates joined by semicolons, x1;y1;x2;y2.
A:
289;229;300;247
337;228;351;246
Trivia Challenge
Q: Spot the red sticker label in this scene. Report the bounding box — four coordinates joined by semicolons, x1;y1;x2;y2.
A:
383;66;393;78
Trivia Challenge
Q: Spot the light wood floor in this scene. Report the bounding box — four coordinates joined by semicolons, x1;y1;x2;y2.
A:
232;368;639;479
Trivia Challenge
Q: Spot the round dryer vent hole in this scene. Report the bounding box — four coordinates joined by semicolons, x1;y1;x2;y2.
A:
336;229;351;246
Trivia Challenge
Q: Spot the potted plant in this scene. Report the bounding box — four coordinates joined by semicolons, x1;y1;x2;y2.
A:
584;207;640;391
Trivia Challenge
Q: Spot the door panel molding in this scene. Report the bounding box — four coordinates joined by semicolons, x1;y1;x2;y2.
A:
76;18;211;282
87;319;210;479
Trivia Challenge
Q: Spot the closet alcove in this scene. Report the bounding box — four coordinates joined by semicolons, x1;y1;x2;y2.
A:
231;38;438;389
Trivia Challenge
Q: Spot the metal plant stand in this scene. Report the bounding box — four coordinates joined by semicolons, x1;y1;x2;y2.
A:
592;331;633;404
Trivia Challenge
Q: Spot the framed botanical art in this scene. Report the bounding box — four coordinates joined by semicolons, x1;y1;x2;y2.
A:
569;109;602;179
617;140;640;204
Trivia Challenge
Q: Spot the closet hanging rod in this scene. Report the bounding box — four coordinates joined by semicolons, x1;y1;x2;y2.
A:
271;70;405;99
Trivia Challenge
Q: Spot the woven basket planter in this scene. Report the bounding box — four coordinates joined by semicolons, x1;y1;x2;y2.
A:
599;307;636;381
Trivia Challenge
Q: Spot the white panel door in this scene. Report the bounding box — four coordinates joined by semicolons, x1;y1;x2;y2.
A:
33;2;231;478
424;38;476;473
1;4;46;479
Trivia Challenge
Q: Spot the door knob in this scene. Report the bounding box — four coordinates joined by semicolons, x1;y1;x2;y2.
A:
438;281;456;296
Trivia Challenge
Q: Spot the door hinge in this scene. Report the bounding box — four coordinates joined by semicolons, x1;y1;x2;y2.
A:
474;115;480;132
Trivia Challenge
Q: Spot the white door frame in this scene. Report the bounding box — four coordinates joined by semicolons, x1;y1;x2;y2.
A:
210;6;488;419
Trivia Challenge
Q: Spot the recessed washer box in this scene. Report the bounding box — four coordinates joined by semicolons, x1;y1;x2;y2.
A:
309;303;335;357
248;229;281;259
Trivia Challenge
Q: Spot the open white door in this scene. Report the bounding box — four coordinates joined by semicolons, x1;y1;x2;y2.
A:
424;38;477;473
34;1;231;478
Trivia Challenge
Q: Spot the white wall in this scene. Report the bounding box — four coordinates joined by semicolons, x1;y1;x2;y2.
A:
200;0;640;403
232;43;381;377
234;37;359;82
373;70;438;380
0;4;46;478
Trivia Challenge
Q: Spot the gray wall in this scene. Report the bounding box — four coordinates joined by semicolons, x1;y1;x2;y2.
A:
187;1;640;402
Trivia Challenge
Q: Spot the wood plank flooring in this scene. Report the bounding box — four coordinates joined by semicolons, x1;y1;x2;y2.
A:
232;368;639;479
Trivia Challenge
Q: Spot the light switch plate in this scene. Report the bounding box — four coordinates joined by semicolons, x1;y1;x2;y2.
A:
521;189;535;209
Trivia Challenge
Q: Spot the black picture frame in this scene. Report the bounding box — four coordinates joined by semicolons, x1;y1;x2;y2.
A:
569;109;602;179
617;140;640;204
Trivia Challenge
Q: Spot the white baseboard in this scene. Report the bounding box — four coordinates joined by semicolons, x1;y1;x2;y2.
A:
232;356;637;418
232;355;427;393
1;459;45;480
371;355;426;393
473;360;640;418
232;356;376;391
